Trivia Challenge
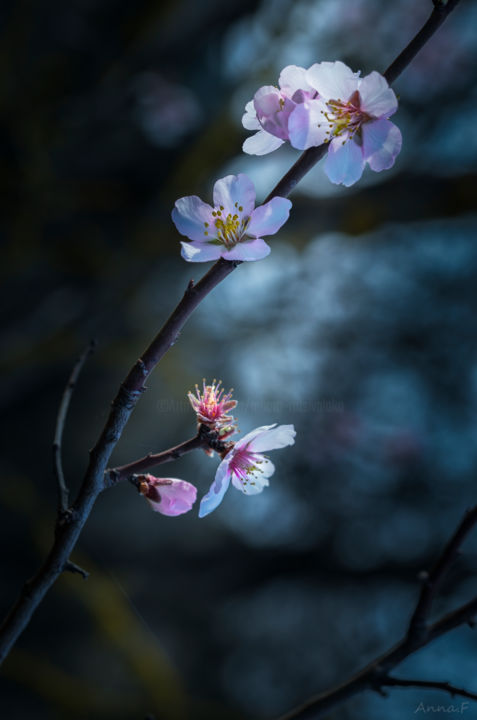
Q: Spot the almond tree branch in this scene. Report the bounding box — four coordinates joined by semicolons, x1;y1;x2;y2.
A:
0;0;464;667
104;425;227;488
276;507;477;720
381;676;477;703
53;340;96;514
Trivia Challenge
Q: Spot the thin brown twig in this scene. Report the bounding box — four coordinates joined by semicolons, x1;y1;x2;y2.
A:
53;340;96;513
381;676;477;703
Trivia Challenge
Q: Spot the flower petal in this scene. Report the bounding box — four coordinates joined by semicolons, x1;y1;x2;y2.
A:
279;65;313;95
242;100;261;130
247;197;292;238
147;478;197;516
325;137;365;187
231;455;275;495
362;118;402;171
358;71;398;118
234;424;278;453
199;458;231;517
306;61;359;102
213;174;256;216
243;129;284;155
288;100;329;150
221;238;271;262
247;424;296;453
180;241;222;263
253;86;294;139
172;196;215;242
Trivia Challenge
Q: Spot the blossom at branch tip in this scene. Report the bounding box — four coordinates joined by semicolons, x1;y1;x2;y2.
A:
288;61;402;186
242;64;318;155
199;424;296;517
172;174;292;262
188;379;237;438
138;474;197;516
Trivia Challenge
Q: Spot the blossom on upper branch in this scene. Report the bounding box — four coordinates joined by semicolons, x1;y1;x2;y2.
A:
243;61;402;187
188;379;237;439
138;474;197;516
199;424;296;517
172;174;292;262
289;61;401;186
242;65;317;155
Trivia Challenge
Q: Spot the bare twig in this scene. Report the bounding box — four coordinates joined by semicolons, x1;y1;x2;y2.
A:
408;506;477;641
276;507;477;720
104;425;227;488
64;561;89;580
0;0;464;667
53;340;96;513
381;676;477;703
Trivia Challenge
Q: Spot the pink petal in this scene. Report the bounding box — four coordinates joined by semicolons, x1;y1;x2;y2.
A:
325;137;365;187
362;118;402;171
147;478;197;517
199;458;231;517
253;86;294;140
279;65;313;95
247;197;292;238
242;100;261;130
222;237;271;262
180;241;222;263
172;196;215;242
231;455;275;494
358;71;398;118
246;424;296;453
288;100;330;150
213;174;256;216
243;129;284;155
306;61;359;102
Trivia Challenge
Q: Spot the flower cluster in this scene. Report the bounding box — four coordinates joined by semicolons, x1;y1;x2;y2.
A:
138;383;295;518
243;61;401;187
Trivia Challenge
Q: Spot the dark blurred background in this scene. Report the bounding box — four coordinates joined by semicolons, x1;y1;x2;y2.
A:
1;0;477;718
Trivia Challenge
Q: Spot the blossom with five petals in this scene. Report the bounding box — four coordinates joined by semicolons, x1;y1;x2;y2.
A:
172;174;292;262
199;424;296;517
288;61;402;186
242;65;317;155
138;474;197;516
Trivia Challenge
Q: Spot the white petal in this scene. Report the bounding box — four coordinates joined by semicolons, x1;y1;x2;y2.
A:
279;65;313;95
358;71;398;117
288;100;330;150
221;238;271;262
213;174;256;216
242;130;284;156
199;458;231;517
247;197;292;238
234;424;278;452
180;241;222;263
247;424;296;453
306;61;359;102
325;137;365;187
362;118;402;171
172;196;215;241
242;100;261;130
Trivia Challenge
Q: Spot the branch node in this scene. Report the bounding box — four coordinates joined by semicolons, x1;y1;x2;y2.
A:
64;561;89;579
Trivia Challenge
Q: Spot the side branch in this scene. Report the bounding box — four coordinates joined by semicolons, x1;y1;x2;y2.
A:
53;340;96;513
382;676;477;703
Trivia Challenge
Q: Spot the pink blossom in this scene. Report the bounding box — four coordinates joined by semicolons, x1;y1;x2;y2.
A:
242;65;318;155
199;424;296;517
188;379;237;438
139;474;197;516
172;174;292;262
288;61;402;186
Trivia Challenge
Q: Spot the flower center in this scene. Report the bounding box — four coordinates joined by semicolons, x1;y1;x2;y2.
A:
319;90;371;144
203;202;249;249
230;448;264;492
